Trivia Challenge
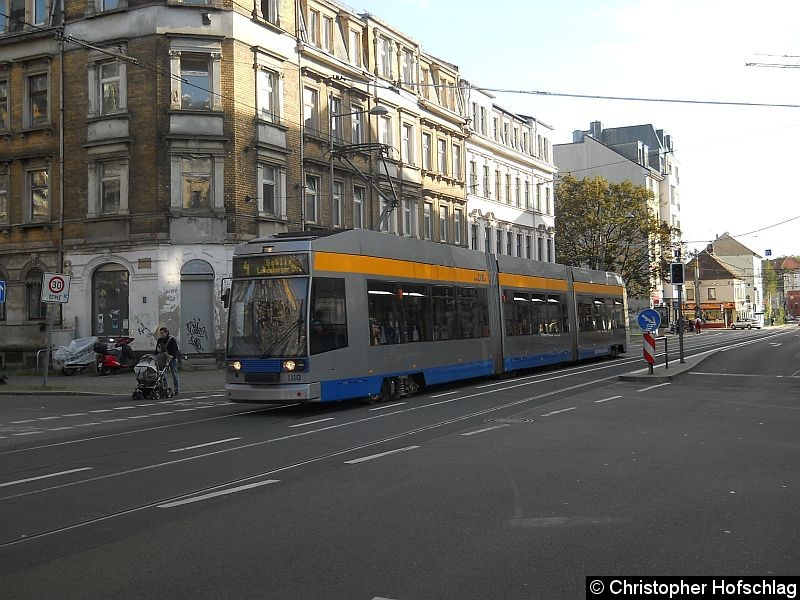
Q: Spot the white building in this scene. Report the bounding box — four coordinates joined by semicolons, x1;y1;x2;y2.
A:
464;85;557;261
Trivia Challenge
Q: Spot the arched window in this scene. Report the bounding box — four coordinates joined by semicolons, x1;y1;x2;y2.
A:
92;264;130;336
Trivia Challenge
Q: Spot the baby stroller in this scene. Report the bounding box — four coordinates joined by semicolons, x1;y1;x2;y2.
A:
132;351;174;400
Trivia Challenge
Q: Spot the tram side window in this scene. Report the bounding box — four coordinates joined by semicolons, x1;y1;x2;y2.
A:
558;295;571;333
432;285;458;340
545;295;564;334
504;290;531;336
457;287;489;338
531;294;547;334
310;277;348;354
612;299;625;329
594;298;609;331
578;296;595;332
399;284;431;343
368;280;401;345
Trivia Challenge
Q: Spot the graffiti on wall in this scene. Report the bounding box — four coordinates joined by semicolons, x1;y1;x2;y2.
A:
185;317;209;352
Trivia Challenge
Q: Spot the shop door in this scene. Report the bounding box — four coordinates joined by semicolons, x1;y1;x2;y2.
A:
180;260;214;354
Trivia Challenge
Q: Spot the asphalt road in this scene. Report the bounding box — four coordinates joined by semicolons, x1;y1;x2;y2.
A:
0;327;797;599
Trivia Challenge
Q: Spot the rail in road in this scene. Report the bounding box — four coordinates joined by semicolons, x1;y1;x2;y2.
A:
0;326;797;599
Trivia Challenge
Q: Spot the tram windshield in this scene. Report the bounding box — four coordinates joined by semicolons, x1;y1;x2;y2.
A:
227;277;308;358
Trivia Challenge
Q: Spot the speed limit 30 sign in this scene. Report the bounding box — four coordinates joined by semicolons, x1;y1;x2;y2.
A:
41;272;71;303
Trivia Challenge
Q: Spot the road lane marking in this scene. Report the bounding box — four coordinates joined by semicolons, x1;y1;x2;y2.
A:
10;420;36;424
289;417;335;428
430;390;459;397
461;424;510;436
89;410;113;414
637;383;671;392
345;446;420;464
595;395;622;403
369;402;407;411
12;431;43;436
0;467;93;488
62;413;87;417
169;438;242;453
157;479;280;508
541;407;576;417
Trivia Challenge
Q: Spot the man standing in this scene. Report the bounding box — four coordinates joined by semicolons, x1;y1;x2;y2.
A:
156;327;181;395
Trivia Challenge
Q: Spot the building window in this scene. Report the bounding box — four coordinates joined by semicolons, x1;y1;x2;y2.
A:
707;288;716;300
482;166;490;197
330;95;343;141
100;161;122;214
505;174;511;204
305;174;320;223
536;184;542;212
28;168;49;222
308;9;320;46
349;30;362;67
506;231;513;255
378;114;391;147
403;198;417;237
401;48;414;86
439;205;448;242
332;181;343;228
257;69;279;123
496;229;503;255
378;36;393;78
495;170;501;201
182;157;212;209
437;139;447;174
537;236;543;261
27;73;49;127
0;79;9;131
470;223;478;250
26;268;46;320
34;0;46;24
545;187;551;214
379;196;397;233
515;177;521;207
421;132;431;170
516;233;523;257
180;56;211;110
260;0;278;24
525;180;531;209
351;103;364;143
322;16;333;53
99;62;121;114
0;166;7;224
401;123;413;164
525;234;532;259
546;238;552;262
7;0;24;32
479;106;486;135
484;227;491;254
469;160;477;193
100;0;119;8
304;87;319;134
259;164;278;215
452;144;462;179
353;185;365;228
423;203;433;240
454;208;463;245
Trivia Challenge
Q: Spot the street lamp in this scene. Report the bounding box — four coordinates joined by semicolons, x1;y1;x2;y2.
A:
329;101;389;228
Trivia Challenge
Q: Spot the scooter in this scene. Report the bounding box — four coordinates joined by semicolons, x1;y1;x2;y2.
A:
94;336;136;375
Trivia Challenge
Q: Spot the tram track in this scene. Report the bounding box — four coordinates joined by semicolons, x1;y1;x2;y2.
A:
0;329;790;549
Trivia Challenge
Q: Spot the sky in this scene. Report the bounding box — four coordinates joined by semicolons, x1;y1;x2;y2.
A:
351;0;800;259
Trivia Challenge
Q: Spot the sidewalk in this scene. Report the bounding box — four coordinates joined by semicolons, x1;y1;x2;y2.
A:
618;345;719;384
0;366;225;396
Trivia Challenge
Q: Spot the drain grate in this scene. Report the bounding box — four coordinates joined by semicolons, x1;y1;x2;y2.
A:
485;417;536;424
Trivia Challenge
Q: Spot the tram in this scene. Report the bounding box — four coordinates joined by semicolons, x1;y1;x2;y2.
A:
223;228;628;403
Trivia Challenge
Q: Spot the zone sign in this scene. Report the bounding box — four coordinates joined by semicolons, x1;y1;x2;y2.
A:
41;272;71;303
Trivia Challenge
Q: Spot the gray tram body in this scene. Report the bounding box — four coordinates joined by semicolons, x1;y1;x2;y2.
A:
224;229;629;403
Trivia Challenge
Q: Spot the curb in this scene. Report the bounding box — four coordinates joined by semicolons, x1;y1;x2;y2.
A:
618;349;720;383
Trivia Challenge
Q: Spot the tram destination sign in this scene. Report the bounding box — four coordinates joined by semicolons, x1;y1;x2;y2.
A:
233;254;308;278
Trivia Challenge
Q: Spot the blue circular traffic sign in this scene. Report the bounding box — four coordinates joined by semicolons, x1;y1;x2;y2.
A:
637;308;661;332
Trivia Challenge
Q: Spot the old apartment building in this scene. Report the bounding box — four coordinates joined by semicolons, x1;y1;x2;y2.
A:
0;0;554;365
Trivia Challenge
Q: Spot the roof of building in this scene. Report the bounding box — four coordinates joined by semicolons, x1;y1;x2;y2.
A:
686;251;741;281
709;232;760;259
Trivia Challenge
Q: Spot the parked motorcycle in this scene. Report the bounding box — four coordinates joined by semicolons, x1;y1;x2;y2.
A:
94;336;136;375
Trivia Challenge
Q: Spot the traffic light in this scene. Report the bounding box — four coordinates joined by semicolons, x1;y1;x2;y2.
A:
670;262;685;285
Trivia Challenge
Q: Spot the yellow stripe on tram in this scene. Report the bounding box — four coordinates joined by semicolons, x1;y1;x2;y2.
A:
314;252;489;285
573;281;625;295
498;273;568;292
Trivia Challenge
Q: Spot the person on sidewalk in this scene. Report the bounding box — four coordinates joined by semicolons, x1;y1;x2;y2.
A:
694;317;702;334
155;327;181;395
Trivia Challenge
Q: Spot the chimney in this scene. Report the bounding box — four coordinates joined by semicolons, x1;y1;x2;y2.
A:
590;121;602;138
572;130;584;143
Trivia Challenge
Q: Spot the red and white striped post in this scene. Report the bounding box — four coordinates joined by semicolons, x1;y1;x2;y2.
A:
643;332;656;374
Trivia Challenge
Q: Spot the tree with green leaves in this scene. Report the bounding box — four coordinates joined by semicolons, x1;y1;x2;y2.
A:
554;174;681;298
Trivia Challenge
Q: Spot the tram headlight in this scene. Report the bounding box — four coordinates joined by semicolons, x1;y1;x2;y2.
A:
227;360;242;372
282;359;306;372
